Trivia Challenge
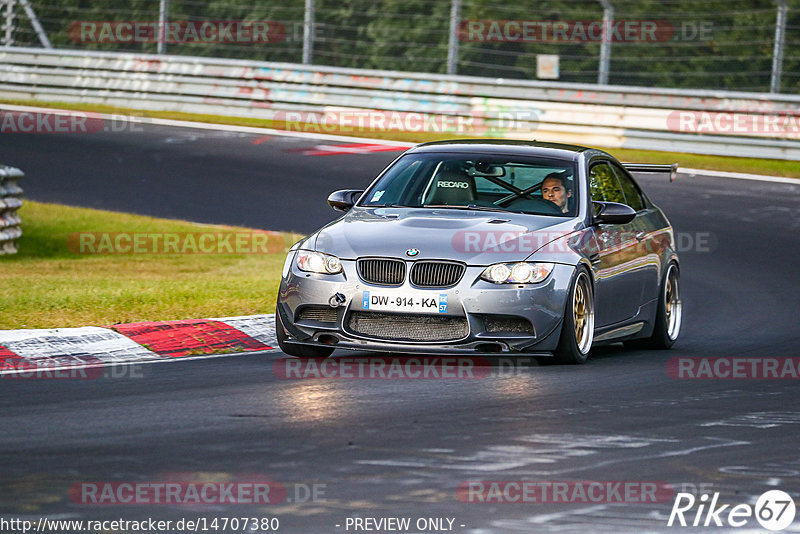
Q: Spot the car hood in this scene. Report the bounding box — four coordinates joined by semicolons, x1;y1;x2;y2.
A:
312;207;583;265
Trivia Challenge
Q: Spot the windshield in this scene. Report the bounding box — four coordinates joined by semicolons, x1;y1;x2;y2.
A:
359;153;578;217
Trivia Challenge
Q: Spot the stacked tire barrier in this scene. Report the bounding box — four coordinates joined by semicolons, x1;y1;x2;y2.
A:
0;166;23;255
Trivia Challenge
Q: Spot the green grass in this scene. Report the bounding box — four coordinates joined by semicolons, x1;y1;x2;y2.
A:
2;98;799;178
0;201;303;329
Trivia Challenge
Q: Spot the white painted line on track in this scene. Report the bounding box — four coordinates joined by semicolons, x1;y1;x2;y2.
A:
0;104;415;147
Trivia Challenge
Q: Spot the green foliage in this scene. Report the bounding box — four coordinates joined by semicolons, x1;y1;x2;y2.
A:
0;201;302;329
10;0;798;92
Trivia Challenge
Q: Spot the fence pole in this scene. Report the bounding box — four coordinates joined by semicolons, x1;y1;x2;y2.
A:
446;0;462;75
302;0;315;64
157;0;169;54
18;0;50;48
598;0;613;85
2;0;16;46
770;0;788;93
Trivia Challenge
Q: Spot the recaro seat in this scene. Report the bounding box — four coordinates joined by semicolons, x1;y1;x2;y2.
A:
425;168;478;205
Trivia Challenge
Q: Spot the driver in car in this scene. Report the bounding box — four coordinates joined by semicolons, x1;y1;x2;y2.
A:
541;172;573;214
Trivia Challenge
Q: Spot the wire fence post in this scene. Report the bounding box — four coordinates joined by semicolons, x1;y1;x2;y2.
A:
770;0;788;93
446;0;461;75
302;0;315;64
598;0;613;85
2;0;15;46
157;0;169;54
18;0;50;48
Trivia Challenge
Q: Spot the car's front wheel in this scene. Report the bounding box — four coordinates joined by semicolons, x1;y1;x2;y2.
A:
550;267;595;365
275;309;334;358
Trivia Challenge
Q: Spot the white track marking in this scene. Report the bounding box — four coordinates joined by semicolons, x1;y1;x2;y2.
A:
0;350;276;376
0;104;415;147
209;314;278;347
0;316;281;376
0;326;157;362
3;104;797;183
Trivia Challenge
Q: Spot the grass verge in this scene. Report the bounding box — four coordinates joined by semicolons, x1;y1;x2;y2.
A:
0;201;302;330
2;98;799;179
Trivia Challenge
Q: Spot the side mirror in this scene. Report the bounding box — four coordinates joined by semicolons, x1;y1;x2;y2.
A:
327;190;364;212
592;201;636;225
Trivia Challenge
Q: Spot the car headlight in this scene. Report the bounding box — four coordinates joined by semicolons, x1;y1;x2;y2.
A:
481;262;554;284
296;250;343;274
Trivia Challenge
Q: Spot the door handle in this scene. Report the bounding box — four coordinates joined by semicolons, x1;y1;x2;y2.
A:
635;231;647;242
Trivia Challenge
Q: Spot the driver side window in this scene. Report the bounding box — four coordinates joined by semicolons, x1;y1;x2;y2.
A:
589;163;625;204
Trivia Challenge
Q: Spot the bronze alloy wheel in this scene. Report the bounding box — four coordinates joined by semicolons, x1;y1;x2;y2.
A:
573;271;595;354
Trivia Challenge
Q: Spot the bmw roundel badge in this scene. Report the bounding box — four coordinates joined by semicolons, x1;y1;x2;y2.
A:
406;248;420;257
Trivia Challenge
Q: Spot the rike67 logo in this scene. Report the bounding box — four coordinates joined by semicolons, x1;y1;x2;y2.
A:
668;490;796;531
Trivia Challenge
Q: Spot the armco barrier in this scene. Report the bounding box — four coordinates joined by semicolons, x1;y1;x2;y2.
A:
1;47;800;159
0;165;23;255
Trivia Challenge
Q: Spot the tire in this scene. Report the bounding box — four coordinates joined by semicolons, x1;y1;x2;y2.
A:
551;267;595;365
275;309;335;358
626;262;681;350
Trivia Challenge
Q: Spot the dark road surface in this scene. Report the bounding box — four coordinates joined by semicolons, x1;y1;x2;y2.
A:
1;123;799;533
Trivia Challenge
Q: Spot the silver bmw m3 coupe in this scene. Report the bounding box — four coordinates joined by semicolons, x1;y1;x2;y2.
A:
276;140;682;364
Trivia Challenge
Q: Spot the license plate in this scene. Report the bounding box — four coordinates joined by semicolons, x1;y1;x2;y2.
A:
361;291;448;314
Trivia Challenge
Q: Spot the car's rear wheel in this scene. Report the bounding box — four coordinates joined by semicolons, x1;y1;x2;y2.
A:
550;267;594;365
275;309;335;358
627;262;681;350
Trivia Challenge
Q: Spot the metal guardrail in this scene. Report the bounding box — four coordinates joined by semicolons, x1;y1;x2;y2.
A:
1;46;799;160
0;165;23;255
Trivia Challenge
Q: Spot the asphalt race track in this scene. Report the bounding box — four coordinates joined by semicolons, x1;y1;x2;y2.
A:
2;124;800;533
0;124;402;233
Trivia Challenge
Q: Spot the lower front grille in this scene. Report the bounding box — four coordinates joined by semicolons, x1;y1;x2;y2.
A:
296;306;339;324
347;312;469;342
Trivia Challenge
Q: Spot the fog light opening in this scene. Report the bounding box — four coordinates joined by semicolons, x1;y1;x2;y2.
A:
475;343;504;353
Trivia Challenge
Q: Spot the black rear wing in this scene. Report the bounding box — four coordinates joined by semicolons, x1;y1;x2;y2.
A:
622;163;679;182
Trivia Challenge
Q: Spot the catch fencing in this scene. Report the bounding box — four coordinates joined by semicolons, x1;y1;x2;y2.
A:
1;0;798;94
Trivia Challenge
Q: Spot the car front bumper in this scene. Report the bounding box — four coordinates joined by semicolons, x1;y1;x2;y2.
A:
277;260;576;355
